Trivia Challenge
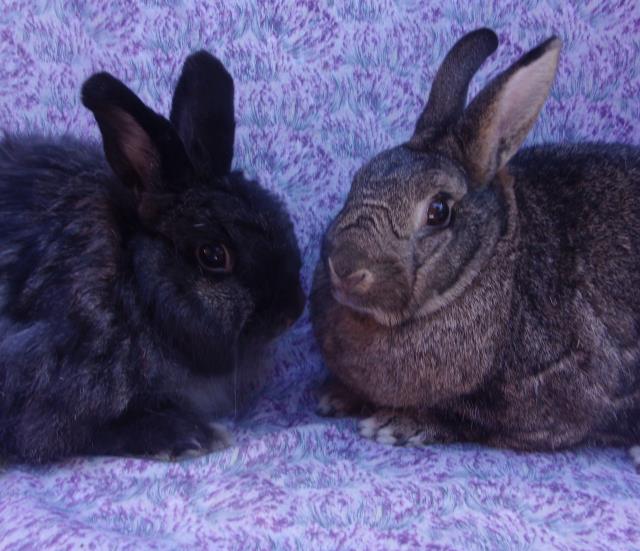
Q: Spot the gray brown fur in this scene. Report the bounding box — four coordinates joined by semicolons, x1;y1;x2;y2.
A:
310;29;640;457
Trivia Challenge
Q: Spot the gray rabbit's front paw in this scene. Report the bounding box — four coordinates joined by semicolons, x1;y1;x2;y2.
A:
316;379;370;418
317;390;355;417
358;409;455;446
629;446;640;473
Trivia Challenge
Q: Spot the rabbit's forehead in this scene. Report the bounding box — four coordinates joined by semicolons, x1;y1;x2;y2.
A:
351;146;467;201
181;182;276;226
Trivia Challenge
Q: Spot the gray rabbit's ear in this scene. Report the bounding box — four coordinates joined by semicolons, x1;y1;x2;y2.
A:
409;28;498;148
454;36;562;186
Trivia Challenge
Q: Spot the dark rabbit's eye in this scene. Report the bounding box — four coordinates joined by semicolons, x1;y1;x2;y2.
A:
197;243;233;273
426;195;451;227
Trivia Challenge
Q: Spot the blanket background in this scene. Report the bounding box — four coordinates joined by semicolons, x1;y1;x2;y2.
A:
1;1;640;549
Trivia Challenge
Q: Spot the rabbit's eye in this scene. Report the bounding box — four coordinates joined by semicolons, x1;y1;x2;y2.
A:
426;195;451;227
197;243;233;273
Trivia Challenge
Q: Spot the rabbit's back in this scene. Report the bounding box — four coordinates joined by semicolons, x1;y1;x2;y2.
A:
0;135;109;213
483;144;640;448
0;136;131;325
510;143;640;354
0;136;141;458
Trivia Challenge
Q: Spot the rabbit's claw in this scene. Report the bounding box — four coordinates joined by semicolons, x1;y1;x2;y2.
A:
358;409;455;447
93;410;232;461
161;423;231;461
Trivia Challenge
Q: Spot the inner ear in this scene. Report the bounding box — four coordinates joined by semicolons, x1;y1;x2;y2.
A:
82;71;194;195
98;107;161;191
454;36;562;186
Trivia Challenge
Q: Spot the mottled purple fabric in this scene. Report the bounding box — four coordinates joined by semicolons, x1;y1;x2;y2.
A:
1;1;640;550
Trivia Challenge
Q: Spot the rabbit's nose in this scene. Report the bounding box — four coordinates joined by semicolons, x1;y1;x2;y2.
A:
328;258;373;294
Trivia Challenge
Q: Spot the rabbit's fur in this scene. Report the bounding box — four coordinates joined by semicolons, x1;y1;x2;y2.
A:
311;29;640;460
0;52;304;464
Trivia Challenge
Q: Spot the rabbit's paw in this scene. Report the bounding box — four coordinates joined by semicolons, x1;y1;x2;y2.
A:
94;410;232;460
358;410;454;446
317;389;356;417
629;446;640;473
316;379;369;418
160;421;231;461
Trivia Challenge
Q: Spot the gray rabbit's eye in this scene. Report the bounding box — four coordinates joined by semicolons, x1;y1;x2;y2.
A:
426;194;451;227
197;243;234;273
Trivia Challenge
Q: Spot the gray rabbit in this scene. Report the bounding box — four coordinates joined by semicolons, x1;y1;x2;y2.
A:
310;28;640;467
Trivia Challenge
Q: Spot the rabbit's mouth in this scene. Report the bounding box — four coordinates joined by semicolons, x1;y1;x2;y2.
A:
241;304;304;343
326;255;411;326
244;279;306;340
330;282;409;328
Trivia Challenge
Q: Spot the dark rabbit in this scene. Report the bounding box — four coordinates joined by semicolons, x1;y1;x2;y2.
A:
310;29;640;467
0;51;305;464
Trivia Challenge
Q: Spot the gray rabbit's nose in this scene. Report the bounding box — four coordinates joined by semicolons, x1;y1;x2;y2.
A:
328;257;374;294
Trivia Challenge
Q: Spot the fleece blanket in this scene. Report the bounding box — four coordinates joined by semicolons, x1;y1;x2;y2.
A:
1;1;640;549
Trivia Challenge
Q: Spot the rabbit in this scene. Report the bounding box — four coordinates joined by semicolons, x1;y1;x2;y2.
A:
310;28;640;468
0;50;305;464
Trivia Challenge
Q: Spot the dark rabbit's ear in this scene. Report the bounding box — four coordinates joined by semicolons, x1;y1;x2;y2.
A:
82;72;193;194
409;28;498;148
454;37;562;186
170;51;235;177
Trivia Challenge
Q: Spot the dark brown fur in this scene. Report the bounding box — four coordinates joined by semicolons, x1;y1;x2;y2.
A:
0;52;304;464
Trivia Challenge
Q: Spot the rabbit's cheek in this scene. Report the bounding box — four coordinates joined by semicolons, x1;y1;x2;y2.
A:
410;231;453;295
412;226;452;267
192;279;254;332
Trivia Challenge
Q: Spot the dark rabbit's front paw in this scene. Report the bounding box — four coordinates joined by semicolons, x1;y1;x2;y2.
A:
358;409;456;447
151;421;231;461
93;409;231;460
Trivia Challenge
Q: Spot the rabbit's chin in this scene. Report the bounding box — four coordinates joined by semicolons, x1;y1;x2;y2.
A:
181;337;277;419
336;300;407;328
240;312;296;343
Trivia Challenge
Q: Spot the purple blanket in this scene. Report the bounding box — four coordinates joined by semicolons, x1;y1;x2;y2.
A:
1;1;640;549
